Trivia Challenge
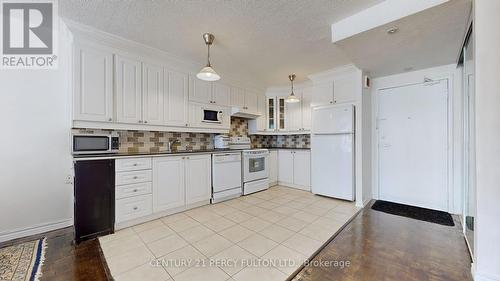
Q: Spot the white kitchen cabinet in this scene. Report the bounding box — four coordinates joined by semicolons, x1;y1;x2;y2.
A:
269;150;278;185
278;149;311;190
333;73;357;104
142;62;164;125
189;76;212;104
277;97;286;131
115;55;142;124
266;97;277;131
230;87;246;108
212;82;231;106
301;89;312;131
73;43;114;122
286;92;302;132
185;155;212;205
311;81;334;107
245;91;259;112
248;95;267;134
164;70;188;126
153;156;185;212
278;150;294;185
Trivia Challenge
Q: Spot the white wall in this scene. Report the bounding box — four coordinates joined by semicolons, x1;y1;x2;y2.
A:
370;64;464;214
0;22;74;242
473;1;500;280
362;72;373;206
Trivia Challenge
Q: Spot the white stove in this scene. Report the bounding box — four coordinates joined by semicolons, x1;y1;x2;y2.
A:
242;149;269;195
229;136;251;150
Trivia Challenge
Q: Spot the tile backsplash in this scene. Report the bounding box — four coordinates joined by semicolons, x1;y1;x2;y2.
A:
73;117;310;153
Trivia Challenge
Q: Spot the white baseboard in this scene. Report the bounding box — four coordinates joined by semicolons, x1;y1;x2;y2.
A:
0;219;73;243
475;272;500;281
356;197;371;208
277;181;311;191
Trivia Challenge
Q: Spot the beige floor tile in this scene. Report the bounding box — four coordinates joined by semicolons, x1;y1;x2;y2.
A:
159;245;206;277
115;262;171;281
202;216;236;232
185;208;222;223
165;217;201;233
299;223;337;243
101;234;145;258
208;204;239;216
107;245;155;276
177;225;215;243
240;206;268;217
223;210;252;223
259;224;295;243
223;200;253;210
218;225;254;243
192;234;233;257
132;219;166;233
232;266;287;281
173;265;230;281
99;228;136;244
147;233;188;257
237;233;278;257
239;217;272;232
273;205;299;215
292;211;320;222
137;225;176;244
257;210;286;223
160;213;190;225
239;196;266;205
250;191;276;200
262;245;307;275
211;245;257;276
269;197;293;205
286;200;310;210
303;205;330;216
311;217;346;231
256;201;281;210
282;233;323;257
322;209;355;222
276;216;309;232
332;203;360;215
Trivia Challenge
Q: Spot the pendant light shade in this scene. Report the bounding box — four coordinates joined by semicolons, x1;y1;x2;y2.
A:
286;74;300;103
197;33;221;81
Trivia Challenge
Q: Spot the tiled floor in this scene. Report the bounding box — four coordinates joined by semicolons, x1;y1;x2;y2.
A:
99;186;360;281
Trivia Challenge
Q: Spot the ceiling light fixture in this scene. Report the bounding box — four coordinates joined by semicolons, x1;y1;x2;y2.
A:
387;27;399;34
285;74;300;103
197;33;220;81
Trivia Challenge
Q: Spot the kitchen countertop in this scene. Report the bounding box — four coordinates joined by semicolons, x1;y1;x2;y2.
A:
73;147;310;161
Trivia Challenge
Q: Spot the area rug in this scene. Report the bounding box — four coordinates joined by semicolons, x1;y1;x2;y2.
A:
372;200;455;226
0;238;47;281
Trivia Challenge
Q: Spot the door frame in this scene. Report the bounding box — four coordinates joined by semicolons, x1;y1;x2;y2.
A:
372;76;453;212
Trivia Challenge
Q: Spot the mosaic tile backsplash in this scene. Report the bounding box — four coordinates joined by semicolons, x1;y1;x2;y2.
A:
73;117;309;153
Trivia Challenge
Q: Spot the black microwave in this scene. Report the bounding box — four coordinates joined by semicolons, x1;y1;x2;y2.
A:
72;133;119;154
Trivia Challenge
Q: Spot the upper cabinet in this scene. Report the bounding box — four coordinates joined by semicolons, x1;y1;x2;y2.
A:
164;69;188;127
230;87;245;108
115;55;142;124
245;92;258;112
73;42;114;122
189;77;212;104
142;62;164;125
212;83;231;106
310;67;361;107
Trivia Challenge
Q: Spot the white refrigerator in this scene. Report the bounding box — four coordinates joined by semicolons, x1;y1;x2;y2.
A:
311;104;355;201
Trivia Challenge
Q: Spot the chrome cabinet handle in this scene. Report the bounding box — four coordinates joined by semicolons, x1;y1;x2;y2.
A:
133;176;138;179
133;206;138;210
133;163;138;166
138;120;142;123
144;120;148;124
133;189;138;192
108;118;112;121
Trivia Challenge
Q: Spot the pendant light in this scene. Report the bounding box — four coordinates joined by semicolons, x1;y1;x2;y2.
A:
196;33;221;81
285;74;300;103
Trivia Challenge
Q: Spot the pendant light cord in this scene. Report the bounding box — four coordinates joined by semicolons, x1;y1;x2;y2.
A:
207;44;211;67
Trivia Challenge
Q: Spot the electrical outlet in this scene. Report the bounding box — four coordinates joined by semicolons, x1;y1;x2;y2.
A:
65;175;73;185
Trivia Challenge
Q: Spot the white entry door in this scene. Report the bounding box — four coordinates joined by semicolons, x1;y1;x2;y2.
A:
378;80;448;211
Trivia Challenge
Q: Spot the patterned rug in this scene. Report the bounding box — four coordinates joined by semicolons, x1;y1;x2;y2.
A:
0;238;47;281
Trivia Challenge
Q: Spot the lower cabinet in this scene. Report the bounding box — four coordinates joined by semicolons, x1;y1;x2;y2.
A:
269;150;278;185
153;154;211;213
277;150;311;190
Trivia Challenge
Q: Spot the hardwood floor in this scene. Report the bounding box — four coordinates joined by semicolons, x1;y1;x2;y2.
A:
290;202;473;281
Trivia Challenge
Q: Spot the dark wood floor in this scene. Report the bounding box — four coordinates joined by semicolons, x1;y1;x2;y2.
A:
290;203;473;281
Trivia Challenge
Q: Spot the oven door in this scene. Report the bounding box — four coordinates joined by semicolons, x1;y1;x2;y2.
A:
202;109;223;123
73;135;112;154
244;153;269;182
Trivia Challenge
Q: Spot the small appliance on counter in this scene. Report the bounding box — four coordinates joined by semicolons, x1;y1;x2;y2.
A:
229;136;252;150
214;135;230;149
72;132;119;154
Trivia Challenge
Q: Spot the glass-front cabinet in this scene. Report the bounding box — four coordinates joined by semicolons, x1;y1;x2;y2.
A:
266;97;286;132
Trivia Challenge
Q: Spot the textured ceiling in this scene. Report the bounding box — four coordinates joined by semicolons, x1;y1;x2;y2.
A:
335;0;471;77
59;0;384;87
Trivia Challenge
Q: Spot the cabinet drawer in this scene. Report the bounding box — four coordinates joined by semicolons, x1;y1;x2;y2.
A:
116;182;152;200
116;194;152;223
116;158;152;172
116;170;152;185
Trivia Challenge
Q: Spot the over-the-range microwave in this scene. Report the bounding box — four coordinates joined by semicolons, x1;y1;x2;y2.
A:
72;133;119;154
202;107;224;123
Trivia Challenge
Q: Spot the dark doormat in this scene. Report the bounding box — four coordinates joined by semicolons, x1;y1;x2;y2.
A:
371;200;455;226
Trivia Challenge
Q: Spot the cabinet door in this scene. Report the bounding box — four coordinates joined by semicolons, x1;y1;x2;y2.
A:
164;70;188;126
278;150;294;184
301;89;312;131
269;150;278;184
245;91;258;112
230;87;245;108
257;95;267;132
293;150;311;188
189;76;212;104
142;62;164;125
212;82;231;106
73;43;113;122
277;97;287;131
311;81;334;107
185;155;211;205
266;97;276;131
115;55;142;124
333;74;357;103
153;157;185;212
285;93;302;132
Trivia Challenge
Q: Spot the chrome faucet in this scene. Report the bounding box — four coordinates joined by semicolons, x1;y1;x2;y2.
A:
167;139;180;152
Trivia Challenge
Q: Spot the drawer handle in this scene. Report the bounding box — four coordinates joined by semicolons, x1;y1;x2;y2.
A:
133;189;138;192
133;206;138;210
133;163;138;166
133;176;138;179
